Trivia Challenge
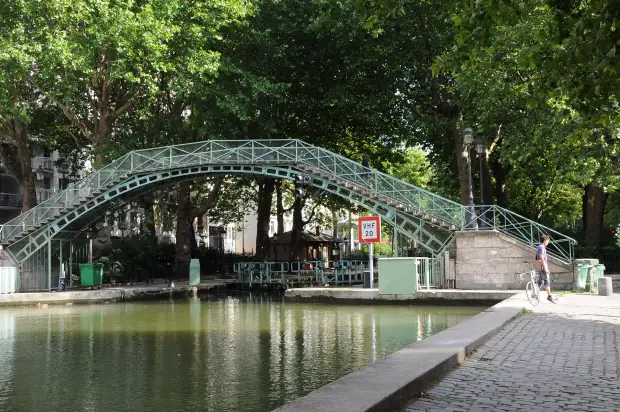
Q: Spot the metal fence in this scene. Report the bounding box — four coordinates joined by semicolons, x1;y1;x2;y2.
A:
36;188;58;203
469;205;576;263
415;257;443;289
18;238;91;292
234;259;370;286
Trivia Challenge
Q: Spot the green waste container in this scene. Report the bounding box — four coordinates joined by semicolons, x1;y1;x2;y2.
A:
80;263;104;288
593;264;606;289
576;264;591;290
189;259;200;286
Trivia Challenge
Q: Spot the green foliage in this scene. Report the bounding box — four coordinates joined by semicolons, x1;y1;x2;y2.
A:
3;0;620;246
97;235;255;283
358;242;394;258
97;235;165;283
387;147;431;188
1;0;252;162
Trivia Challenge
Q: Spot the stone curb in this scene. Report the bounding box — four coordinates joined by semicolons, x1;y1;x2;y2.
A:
272;293;526;412
285;288;518;306
0;282;230;306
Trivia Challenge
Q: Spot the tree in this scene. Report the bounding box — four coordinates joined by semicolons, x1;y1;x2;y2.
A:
13;0;251;165
214;0;451;252
0;5;44;210
439;0;620;244
387;147;431;188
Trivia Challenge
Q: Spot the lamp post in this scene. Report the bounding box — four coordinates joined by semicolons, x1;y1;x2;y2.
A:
342;235;348;260
462;127;476;228
36;165;45;181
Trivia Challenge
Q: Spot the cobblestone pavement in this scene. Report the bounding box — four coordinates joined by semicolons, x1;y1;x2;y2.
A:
405;294;620;412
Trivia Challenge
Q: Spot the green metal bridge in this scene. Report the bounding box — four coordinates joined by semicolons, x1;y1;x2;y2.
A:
0;139;577;291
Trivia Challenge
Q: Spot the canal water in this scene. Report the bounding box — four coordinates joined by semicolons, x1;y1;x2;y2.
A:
0;294;483;412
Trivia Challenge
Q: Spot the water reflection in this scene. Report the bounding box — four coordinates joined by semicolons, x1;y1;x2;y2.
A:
0;294;482;412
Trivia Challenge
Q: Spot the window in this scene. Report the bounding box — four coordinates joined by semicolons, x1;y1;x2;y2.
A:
59;177;69;190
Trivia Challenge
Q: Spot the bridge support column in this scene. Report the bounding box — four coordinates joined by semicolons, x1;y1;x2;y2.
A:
393;229;398;257
69;241;74;287
455;231;574;290
47;240;52;292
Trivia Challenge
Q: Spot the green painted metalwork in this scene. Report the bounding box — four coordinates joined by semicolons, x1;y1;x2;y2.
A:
233;260;368;286
0;139;576;272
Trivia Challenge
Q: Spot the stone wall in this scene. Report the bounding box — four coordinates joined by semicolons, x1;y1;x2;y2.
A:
455;231;574;290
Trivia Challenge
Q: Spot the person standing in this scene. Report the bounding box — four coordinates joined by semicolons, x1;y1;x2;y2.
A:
361;155;371;182
536;234;556;303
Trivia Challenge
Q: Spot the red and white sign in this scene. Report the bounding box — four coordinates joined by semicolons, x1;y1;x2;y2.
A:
358;216;381;243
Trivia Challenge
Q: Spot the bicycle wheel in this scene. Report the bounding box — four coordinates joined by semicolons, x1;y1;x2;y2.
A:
526;281;540;307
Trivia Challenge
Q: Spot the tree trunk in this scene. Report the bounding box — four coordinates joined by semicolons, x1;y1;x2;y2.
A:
452;122;471;205
139;195;157;283
0;114;38;211
20;175;37;212
275;179;285;234
189;216;199;254
140;196;157;238
173;183;192;284
480;151;494;205
331;208;338;237
92;117;112;166
583;184;605;247
491;158;509;209
255;178;275;259
13;118;37;211
290;188;304;260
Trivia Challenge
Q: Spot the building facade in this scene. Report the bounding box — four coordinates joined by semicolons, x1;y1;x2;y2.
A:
0;146;72;224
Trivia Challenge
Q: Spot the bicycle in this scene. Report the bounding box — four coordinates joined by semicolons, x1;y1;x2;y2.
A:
519;265;541;306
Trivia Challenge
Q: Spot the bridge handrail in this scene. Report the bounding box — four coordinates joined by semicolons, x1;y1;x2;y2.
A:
470;205;577;262
0;139;576;263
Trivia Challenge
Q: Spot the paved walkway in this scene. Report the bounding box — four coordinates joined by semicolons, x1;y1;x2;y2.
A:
405;293;620;412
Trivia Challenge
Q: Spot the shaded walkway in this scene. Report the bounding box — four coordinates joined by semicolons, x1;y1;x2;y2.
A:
405;294;620;412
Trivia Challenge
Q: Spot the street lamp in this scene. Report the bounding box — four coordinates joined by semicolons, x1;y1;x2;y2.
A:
36;165;45;181
462;127;476;228
342;235;348;259
463;127;474;146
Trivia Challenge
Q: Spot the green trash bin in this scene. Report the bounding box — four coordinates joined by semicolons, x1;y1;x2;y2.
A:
576;264;591;290
189;259;201;286
80;263;104;288
594;264;606;289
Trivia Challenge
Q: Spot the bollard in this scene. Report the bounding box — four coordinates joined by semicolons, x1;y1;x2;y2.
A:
598;277;613;296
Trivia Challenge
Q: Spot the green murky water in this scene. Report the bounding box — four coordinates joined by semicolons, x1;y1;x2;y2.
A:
0;294;482;412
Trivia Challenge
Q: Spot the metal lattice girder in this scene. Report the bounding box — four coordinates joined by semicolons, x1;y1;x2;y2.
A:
5;164;452;263
0;139;576;263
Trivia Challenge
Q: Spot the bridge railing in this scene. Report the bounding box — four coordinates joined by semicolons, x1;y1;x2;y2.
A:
470;205;576;263
0;139;576;263
122;139;464;226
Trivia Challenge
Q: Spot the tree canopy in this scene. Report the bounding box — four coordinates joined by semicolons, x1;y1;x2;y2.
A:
1;0;619;253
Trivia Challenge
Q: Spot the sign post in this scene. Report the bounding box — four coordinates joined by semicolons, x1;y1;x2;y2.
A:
358;216;381;288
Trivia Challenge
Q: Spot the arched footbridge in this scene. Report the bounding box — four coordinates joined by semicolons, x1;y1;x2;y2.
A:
0;140;576;291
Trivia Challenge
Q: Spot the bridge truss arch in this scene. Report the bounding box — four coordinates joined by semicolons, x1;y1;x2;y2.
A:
0;139;576;291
